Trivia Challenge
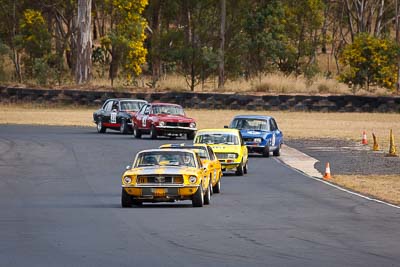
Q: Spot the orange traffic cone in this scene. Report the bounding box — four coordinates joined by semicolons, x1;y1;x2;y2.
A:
323;162;331;180
361;130;368;145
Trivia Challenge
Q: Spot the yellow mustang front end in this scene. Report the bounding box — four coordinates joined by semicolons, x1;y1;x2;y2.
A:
121;149;211;207
194;129;249;176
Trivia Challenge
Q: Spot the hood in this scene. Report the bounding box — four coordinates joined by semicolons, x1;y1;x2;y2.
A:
157;114;194;122
240;129;271;138
125;165;198;176
207;144;241;153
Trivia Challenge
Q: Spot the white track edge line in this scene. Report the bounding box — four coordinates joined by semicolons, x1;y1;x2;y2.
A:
274;157;400;210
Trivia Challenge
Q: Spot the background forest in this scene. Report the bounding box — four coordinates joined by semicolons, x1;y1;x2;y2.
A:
1;0;400;95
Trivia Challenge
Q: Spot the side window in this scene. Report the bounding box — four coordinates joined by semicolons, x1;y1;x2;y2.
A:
104;101;113;111
272;119;279;130
270;119;278;131
102;100;110;110
112;101;119;111
145;106;152;114
138;105;146;114
269;120;276;131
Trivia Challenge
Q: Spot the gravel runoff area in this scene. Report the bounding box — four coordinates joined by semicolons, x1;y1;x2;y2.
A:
286;139;400;176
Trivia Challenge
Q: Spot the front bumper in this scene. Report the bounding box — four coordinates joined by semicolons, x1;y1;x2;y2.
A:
156;125;197;133
246;144;267;154
123;185;200;199
218;160;241;170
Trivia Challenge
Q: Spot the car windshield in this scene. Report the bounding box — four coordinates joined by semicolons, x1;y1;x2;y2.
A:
152;105;185;116
195;133;239;145
162;147;209;159
231;119;269;131
135;151;196;167
120;101;146;111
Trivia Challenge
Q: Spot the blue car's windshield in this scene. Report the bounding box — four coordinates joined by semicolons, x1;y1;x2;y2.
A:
231;119;269;131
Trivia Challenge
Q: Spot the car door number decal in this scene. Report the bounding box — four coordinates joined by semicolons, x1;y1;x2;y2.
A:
142;116;147;127
111;112;117;124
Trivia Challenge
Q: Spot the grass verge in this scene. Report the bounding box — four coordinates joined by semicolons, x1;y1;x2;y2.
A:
331;175;400;206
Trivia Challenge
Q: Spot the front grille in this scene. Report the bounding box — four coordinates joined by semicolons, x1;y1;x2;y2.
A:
137;175;183;184
165;122;190;127
215;153;230;159
243;138;254;142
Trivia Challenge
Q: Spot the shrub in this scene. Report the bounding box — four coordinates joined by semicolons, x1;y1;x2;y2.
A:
339;34;400;91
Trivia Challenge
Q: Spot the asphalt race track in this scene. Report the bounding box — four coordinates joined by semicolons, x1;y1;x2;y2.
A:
1;125;400;267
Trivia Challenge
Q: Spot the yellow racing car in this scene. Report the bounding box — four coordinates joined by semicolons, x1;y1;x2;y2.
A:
121;149;211;207
194;129;249;176
159;143;222;193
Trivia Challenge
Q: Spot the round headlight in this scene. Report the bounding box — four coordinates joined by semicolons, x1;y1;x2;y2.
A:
254;138;262;143
159;121;165;126
190;122;196;128
189;176;197;184
123;176;132;184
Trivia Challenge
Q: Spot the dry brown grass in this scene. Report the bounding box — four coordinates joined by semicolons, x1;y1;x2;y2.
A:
331;175;400;205
0;104;93;126
154;73;355;95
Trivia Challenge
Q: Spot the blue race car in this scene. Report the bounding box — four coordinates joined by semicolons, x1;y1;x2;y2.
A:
228;115;283;157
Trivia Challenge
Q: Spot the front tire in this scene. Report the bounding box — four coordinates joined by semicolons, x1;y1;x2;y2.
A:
262;146;270;157
235;161;244;176
120;119;129;134
213;174;221;193
121;189;133;208
96;119;106;133
273;144;281;157
150;125;158;139
133;124;142;138
244;161;248;174
192;186;204;207
204;183;211;205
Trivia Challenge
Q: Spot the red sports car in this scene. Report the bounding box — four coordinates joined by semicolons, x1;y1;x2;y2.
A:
132;103;197;140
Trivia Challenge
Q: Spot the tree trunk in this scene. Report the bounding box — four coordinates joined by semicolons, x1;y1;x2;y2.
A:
11;0;22;82
183;1;195;91
11;48;22;83
218;0;225;89
75;0;92;84
151;0;162;88
92;0;98;40
109;45;120;87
